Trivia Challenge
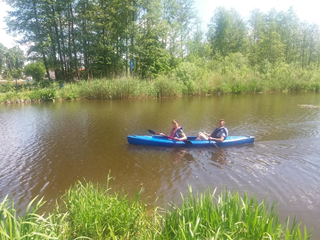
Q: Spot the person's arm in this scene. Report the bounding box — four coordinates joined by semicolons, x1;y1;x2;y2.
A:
174;129;187;141
208;136;224;142
175;133;187;141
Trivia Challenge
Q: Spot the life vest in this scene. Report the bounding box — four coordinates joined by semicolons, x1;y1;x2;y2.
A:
211;127;228;140
170;127;184;138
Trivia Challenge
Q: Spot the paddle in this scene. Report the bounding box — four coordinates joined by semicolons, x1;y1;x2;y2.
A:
203;131;218;148
148;129;192;145
209;139;219;148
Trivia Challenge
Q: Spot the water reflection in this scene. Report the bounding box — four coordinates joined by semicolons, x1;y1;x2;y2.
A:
210;148;227;168
170;149;194;163
1;93;320;237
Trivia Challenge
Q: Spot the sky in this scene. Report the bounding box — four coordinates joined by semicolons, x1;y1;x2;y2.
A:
1;0;320;49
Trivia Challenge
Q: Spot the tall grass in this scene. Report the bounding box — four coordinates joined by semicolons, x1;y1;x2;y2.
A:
0;175;312;240
161;186;312;240
0;195;68;239
1;58;320;104
62;179;159;239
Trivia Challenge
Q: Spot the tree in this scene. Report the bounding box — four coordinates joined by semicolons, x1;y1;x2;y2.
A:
24;62;46;81
0;43;7;74
207;7;247;58
0;44;25;79
135;0;170;78
6;0;51;80
248;9;285;67
186;25;211;61
162;0;197;66
276;7;301;64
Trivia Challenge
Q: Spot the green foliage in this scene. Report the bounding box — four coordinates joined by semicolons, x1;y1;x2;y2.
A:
0;45;25;79
11;68;23;79
24;62;46;82
0;195;67;239
4;0;320;82
174;62;198;83
40;89;56;101
208;7;248;57
28;90;42;101
0;177;312;239
0;82;15;93
161;186;312;240
63;178;153;239
153;76;183;97
36;79;53;88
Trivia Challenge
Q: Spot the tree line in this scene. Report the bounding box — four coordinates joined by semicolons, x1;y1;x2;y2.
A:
2;0;320;82
0;44;25;79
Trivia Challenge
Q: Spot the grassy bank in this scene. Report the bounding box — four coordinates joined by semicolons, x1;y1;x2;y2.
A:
1;58;320;104
0;175;312;239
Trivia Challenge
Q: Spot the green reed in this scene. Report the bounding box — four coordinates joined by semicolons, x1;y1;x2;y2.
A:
0;177;312;240
161;186;312;240
0;195;68;240
1;62;320;104
62;177;158;239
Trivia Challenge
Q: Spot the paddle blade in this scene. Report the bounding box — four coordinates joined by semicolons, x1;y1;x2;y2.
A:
183;140;193;145
148;129;156;135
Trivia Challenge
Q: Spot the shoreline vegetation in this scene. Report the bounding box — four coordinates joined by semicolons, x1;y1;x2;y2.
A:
1;58;320;104
0;175;312;239
2;4;320;105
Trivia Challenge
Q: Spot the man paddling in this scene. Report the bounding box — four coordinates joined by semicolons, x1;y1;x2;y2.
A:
160;119;187;141
196;119;228;142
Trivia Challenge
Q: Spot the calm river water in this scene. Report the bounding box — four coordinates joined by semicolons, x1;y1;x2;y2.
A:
0;93;320;237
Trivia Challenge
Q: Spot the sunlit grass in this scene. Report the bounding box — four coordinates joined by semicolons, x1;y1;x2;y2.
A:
161;186;312;240
0;195;68;239
0;174;312;240
63;178;158;239
1;60;320;104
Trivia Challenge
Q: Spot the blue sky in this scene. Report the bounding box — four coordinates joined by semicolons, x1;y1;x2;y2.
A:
1;0;319;49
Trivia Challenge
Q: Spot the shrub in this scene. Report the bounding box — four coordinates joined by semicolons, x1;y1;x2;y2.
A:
24;62;46;82
40;89;56;101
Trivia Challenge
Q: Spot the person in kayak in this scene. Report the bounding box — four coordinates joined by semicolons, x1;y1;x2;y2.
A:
196;119;228;142
160;119;187;141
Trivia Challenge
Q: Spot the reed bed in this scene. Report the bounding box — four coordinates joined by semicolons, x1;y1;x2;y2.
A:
161;186;312;240
1;61;320;104
0;175;312;240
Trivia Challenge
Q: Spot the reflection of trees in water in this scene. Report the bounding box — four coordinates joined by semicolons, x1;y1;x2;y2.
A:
170;149;194;163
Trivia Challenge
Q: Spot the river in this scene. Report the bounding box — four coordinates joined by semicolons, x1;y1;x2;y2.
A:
0;93;319;237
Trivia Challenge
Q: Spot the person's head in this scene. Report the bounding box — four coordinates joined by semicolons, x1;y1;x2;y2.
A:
218;119;225;127
172;119;179;129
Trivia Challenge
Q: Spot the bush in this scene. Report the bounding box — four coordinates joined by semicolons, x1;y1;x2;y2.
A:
40;89;56;101
24;62;46;82
174;62;198;83
28;90;42;101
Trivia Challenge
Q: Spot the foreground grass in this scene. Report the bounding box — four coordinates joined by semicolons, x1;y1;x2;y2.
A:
0;176;312;239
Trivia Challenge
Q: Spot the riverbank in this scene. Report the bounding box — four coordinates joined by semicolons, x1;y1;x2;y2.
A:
1;61;320;104
0;175;312;239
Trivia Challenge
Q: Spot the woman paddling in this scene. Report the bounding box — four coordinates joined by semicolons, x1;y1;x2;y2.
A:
160;119;187;141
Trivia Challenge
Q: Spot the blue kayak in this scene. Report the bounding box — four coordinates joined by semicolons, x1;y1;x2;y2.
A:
127;135;254;147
